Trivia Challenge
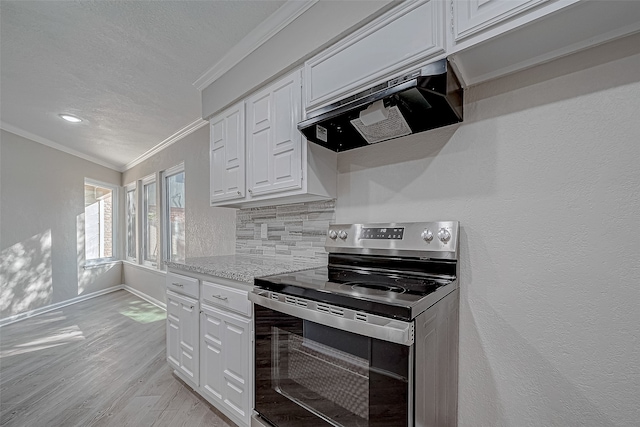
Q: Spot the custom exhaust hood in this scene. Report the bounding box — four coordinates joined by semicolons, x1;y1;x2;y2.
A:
298;59;463;152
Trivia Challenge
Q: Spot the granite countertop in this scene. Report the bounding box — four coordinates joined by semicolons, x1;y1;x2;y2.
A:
165;254;325;284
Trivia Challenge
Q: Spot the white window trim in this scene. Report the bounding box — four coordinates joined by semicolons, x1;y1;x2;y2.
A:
162;163;185;264
84;178;119;267
141;174;160;269
124;181;138;263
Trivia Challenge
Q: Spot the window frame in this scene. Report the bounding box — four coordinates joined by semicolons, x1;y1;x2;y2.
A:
124;181;138;263
83;178;118;266
141;174;159;268
162;163;186;264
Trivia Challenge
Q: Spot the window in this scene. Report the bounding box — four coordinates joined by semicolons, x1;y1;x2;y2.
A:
142;175;158;267
125;182;137;262
84;179;117;262
164;164;185;263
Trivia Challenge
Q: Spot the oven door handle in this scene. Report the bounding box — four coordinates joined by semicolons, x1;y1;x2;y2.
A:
249;289;414;346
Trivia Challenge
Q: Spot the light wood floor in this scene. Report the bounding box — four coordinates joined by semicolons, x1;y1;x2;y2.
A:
0;290;235;427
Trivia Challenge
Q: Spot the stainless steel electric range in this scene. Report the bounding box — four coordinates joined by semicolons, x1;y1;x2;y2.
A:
249;222;460;427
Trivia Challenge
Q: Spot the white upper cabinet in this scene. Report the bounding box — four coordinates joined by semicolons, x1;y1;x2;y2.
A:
453;0;551;43
304;0;445;112
449;0;640;85
246;70;302;197
210;102;245;204
209;67;337;209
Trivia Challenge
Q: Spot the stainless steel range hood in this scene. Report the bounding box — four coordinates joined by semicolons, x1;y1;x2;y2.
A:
298;59;463;152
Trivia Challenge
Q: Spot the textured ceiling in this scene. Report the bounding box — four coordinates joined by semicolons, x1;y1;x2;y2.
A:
0;0;285;169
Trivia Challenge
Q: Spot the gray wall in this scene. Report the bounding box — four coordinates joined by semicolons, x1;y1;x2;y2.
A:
202;0;395;118
335;34;640;427
1;129;122;319
121;125;236;303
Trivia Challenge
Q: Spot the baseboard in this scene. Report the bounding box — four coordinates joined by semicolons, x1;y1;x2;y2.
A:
0;285;125;327
123;285;167;311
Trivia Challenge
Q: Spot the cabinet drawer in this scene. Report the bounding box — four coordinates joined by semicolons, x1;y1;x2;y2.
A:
202;281;251;317
167;272;199;299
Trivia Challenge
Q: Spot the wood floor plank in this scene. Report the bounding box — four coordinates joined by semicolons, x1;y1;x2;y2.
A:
0;290;235;427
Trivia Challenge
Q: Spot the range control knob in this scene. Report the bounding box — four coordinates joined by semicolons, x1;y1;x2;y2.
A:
338;230;348;240
438;228;451;243
328;230;338;240
421;229;434;242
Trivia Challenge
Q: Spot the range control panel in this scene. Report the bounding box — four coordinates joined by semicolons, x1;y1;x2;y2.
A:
325;221;459;259
360;227;405;240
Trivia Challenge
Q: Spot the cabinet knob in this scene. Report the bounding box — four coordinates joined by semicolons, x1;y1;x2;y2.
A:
237;191;241;195
248;189;253;193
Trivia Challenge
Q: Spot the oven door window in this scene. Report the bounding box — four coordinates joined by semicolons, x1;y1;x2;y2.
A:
255;305;409;427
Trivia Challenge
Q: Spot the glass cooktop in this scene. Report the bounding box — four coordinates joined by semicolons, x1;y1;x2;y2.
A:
254;266;454;320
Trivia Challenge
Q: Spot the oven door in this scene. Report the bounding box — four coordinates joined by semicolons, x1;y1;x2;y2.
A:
251;293;412;427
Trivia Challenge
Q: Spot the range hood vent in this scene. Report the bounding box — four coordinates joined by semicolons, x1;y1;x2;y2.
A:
298;59;463;152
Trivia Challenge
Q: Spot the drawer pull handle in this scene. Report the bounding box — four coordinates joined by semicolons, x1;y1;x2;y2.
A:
212;294;228;301
172;282;184;287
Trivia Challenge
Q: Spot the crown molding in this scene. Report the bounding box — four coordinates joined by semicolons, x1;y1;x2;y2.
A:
122;118;208;172
194;0;318;91
0;121;121;171
1;119;209;173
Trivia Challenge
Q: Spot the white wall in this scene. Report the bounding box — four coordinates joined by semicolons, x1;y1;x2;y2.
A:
121;125;236;303
0;130;123;319
336;34;640;426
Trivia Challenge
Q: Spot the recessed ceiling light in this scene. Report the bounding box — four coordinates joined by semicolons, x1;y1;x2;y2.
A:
59;114;82;123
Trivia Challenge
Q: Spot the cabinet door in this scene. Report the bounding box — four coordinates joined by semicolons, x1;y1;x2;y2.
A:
221;312;252;425
200;304;253;427
166;294;181;371
246;69;302;197
166;290;199;385
305;0;444;111
210;102;245;204
179;298;199;385
454;0;549;42
200;306;224;404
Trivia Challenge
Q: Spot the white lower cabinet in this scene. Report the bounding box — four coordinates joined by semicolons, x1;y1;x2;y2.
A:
166;289;200;386
200;303;252;427
167;270;253;427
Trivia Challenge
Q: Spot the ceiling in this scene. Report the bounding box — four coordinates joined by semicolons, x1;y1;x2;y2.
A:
0;0;286;170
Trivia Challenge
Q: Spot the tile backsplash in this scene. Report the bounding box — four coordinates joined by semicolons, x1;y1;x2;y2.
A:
236;200;336;263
